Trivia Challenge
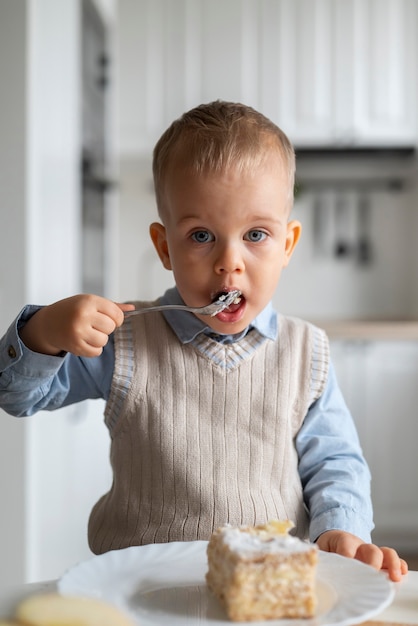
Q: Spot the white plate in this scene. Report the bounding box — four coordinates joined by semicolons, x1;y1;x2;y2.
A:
58;541;394;626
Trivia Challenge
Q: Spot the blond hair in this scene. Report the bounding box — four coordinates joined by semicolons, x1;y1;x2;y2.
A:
152;100;295;216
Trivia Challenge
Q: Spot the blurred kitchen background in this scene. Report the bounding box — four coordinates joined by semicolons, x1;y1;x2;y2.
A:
1;0;418;587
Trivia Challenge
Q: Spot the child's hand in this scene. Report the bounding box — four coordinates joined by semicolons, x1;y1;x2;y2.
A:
316;530;408;582
19;294;135;357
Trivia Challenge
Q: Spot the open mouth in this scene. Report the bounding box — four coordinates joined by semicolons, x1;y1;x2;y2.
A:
212;290;244;316
215;290;241;304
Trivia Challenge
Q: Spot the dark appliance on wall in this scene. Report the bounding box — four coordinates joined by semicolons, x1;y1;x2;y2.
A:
81;0;112;295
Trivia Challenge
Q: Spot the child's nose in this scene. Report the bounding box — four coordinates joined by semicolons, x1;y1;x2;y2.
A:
214;243;245;274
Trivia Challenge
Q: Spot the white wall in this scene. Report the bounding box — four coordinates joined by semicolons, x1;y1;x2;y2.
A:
0;0;115;586
0;0;31;588
278;186;418;321
0;2;28;325
25;0;115;584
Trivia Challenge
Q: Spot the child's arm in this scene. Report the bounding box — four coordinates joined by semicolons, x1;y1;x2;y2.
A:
19;294;134;357
297;360;407;583
316;529;408;582
0;295;135;417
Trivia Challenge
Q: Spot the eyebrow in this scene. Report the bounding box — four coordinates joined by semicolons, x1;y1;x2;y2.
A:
249;214;285;225
176;213;286;226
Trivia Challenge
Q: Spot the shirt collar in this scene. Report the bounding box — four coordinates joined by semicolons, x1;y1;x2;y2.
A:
159;286;277;344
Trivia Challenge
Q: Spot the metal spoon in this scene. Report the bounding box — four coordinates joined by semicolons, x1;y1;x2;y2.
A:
124;290;242;319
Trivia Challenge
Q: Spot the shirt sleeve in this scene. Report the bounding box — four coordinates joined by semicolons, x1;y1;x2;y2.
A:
0;305;114;417
296;360;374;543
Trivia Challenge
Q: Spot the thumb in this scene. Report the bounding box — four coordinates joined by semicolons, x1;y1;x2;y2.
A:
113;302;136;327
116;302;136;313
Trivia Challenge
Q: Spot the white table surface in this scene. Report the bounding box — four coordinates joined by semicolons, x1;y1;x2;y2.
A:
0;571;417;624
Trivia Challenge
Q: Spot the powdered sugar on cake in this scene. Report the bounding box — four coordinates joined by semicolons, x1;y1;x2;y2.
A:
220;525;315;556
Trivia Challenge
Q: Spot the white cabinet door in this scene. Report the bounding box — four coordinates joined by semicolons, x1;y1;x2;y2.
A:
331;340;418;550
352;0;418;145
118;0;261;154
265;0;417;146
260;0;337;145
117;0;417;154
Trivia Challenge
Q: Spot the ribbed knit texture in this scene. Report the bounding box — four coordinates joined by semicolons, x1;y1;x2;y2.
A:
88;306;329;554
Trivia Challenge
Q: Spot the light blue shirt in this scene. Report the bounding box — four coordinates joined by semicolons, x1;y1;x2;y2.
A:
0;288;373;543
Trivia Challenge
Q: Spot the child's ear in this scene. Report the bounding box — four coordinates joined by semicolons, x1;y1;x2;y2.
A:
150;222;172;270
283;219;302;266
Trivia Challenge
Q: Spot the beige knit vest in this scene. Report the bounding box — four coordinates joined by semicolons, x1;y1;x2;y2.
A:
88;307;329;554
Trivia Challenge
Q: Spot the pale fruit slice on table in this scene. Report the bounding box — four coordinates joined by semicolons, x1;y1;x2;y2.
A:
14;593;136;626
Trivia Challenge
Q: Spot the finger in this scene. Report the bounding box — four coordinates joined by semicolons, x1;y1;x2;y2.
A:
329;533;360;559
380;547;408;582
117;302;136;312
91;313;119;337
89;301;128;334
113;302;135;327
95;300;133;328
80;344;105;358
354;543;384;570
66;341;104;358
67;322;111;356
316;530;360;558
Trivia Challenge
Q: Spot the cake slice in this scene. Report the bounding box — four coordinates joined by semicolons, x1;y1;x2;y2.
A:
206;520;318;622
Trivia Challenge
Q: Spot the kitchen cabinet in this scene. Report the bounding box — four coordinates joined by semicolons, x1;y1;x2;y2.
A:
331;339;418;551
267;0;417;146
349;0;417;146
118;0;263;153
118;0;418;154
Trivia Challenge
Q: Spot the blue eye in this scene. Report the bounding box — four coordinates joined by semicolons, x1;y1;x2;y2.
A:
191;230;214;243
246;230;267;242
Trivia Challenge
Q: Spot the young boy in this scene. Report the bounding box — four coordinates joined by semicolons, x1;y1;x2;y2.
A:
0;101;407;581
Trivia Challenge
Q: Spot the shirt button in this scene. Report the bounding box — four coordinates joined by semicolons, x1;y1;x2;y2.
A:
7;345;17;359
